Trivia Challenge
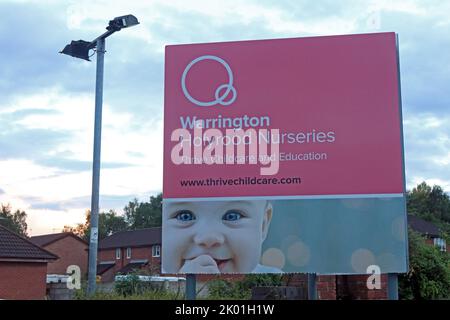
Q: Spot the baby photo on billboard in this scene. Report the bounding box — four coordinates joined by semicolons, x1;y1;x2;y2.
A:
162;199;283;274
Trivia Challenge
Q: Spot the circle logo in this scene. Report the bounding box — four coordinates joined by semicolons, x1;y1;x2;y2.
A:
181;55;237;107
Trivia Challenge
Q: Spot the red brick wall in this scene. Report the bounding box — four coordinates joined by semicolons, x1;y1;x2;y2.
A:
196;274;245;282
98;248;116;262
98;248;124;275
125;247;161;273
99;265;117;283
98;245;162;278
0;262;48;300
317;275;337;300
44;236;88;276
278;274;389;300
336;274;388;300
283;273;308;287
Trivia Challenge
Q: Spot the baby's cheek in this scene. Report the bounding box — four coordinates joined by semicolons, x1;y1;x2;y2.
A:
166;239;186;271
231;235;261;272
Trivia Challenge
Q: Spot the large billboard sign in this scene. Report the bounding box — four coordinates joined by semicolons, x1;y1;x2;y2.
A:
162;32;408;275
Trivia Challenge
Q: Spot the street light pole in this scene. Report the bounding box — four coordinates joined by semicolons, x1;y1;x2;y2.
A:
60;15;139;295
87;37;105;295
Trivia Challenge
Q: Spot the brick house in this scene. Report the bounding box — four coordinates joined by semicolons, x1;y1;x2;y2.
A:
0;225;57;299
97;227;162;282
30;232;89;277
407;214;448;252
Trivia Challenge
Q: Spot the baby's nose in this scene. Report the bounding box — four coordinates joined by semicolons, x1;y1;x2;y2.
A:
193;231;225;248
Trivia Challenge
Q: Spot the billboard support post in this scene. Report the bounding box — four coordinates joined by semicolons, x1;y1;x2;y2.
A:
308;273;317;300
388;273;399;300
186;274;196;300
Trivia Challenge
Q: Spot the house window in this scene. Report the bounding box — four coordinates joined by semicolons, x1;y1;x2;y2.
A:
433;238;447;252
116;248;121;259
126;247;132;259
152;245;161;257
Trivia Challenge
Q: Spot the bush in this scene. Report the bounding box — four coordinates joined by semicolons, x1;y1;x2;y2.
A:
207;274;284;300
74;290;181;300
399;229;450;300
72;274;182;300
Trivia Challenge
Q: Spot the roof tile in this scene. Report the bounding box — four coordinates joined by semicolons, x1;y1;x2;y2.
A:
0;225;58;260
99;227;161;249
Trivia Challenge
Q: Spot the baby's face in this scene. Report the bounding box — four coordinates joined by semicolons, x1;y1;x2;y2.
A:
162;200;269;273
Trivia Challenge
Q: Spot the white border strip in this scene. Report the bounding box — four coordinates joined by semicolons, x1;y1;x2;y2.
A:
164;193;404;202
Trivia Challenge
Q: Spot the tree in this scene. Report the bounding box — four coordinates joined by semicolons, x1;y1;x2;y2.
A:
63;209;127;241
0;204;28;237
407;181;450;223
99;210;128;238
399;229;450;299
63;193;163;240
407;181;450;241
63;210;90;240
401;181;450;299
124;193;162;229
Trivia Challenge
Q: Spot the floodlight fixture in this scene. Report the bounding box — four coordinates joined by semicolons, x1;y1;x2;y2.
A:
60;14;139;61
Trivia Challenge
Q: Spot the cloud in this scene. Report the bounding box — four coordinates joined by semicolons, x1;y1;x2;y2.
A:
2;0;450;236
36;157;133;172
0;2;96;103
0;128;71;160
404;113;450;190
0;113;131;174
24;195;127;211
24;193;146;211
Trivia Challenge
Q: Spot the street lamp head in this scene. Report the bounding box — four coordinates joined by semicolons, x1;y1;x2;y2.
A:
60;40;91;61
107;15;140;32
60;15;139;61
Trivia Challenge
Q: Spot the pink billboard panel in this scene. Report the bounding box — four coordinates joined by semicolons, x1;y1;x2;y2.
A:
164;32;404;199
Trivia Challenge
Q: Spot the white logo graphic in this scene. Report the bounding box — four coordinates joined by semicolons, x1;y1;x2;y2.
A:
66;265;81;290
181;55;237;107
366;264;381;290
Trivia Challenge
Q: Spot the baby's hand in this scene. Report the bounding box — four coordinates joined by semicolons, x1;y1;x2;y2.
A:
179;255;220;273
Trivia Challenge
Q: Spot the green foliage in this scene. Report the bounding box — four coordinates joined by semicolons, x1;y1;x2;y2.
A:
0;204;28;236
63;193;162;239
402;182;450;300
399;229;450;300
74;287;180;300
207;274;284;300
240;274;284;289
115;274;150;296
87;209;128;240
124;194;162;229
207;279;249;299
63;209;128;241
78;290;180;300
99;210;128;238
407;182;450;224
72;275;182;300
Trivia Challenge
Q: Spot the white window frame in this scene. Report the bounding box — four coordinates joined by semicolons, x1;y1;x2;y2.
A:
152;245;161;257
126;247;132;259
116;248;121;259
434;238;446;252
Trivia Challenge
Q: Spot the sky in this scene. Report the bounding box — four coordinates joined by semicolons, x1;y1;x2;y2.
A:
0;0;449;236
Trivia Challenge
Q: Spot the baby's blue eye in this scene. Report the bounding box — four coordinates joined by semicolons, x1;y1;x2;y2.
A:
176;210;196;222
222;210;243;221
